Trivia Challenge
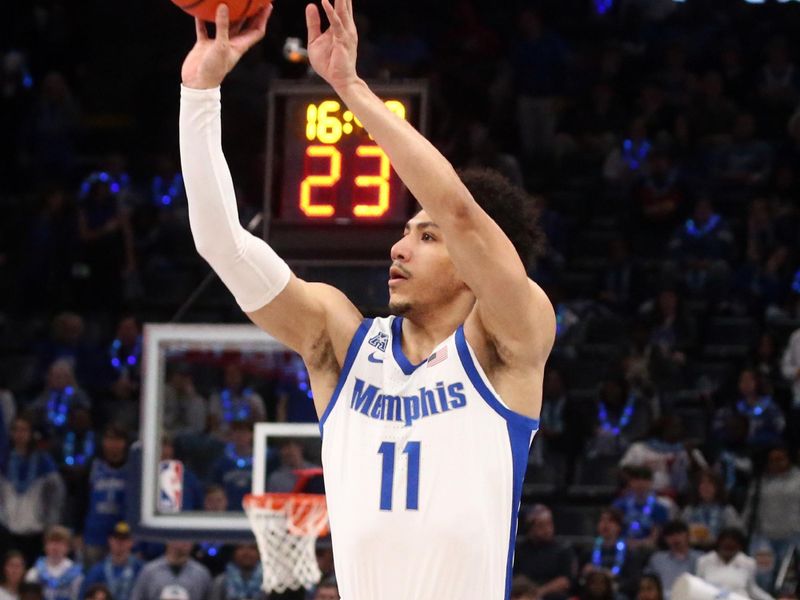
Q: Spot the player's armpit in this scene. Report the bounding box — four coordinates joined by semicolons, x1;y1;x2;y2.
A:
246;276;363;370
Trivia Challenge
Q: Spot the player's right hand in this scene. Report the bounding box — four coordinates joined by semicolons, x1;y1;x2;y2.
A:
181;3;272;89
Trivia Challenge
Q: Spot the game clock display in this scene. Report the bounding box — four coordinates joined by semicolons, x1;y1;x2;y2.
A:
265;81;428;259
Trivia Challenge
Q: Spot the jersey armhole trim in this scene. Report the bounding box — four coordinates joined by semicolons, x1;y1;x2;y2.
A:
454;325;540;431
318;318;373;434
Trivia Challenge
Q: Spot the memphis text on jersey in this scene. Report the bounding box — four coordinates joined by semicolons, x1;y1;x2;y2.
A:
350;377;467;426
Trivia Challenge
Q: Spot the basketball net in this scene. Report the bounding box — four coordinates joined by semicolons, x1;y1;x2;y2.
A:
243;490;329;593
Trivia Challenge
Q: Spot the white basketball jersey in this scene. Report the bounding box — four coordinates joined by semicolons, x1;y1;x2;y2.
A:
319;316;539;600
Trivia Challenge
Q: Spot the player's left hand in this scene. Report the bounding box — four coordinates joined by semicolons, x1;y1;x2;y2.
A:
306;0;359;90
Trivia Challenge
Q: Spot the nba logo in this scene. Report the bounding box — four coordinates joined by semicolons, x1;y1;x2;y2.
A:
158;460;184;513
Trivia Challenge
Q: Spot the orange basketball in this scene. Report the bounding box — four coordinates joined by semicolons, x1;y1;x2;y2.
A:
172;0;270;22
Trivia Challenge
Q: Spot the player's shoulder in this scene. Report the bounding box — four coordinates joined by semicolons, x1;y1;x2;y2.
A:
468;278;555;367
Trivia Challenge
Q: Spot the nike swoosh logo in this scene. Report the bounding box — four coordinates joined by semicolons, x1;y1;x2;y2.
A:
368;352;384;364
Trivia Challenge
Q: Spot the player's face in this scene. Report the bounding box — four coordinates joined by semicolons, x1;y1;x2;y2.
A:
388;211;470;316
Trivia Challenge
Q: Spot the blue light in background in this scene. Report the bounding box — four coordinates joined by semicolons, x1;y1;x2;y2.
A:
595;0;614;14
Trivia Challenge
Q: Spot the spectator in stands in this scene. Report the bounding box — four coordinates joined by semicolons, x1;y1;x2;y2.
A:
54;406;94;533
640;288;695;392
28;360;91;438
667;197;734;298
636;574;663;600
311;537;335;594
75;173;136;313
598;239;641;314
620;415;690;496
696;528;773;600
689;71;737;146
631;147;688;257
712;368;785;450
708;413;754;510
33;313;95;391
581;508;642;597
0;385;14;470
211;419;255;511
25;526;83;600
529;369;568;468
18;583;44;600
129;542;211;600
0;415;65;565
106;315;142;391
24;71;81;182
266;439;318;494
19;187;77;312
509;575;538;600
81;584;111;600
79;522;142;600
587;373;650;459
207;365;265;439
613;467;670;549
758;37;800;134
510;6;566;159
744;446;800;568
275;354;318;424
162;365;206;438
513;504;574;600
780;325;800;444
569;570;616;600
681;471;742;549
754;333;782;395
191;487;234;575
312;580;338;600
1;551;26;600
603;117;652;187
208;543;264;600
645;520;701;597
81;425;130;567
711;113;773;192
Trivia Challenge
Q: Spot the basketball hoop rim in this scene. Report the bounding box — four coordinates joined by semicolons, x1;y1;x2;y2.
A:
244;492;329;537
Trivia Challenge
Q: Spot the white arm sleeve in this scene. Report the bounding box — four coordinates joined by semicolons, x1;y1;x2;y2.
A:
180;85;290;312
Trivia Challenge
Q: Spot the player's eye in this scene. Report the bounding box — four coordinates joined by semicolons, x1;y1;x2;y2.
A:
421;232;435;241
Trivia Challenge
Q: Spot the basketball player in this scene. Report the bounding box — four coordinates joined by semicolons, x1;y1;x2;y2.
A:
179;2;555;598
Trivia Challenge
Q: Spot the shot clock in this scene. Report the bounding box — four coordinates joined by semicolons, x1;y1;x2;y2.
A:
264;81;429;261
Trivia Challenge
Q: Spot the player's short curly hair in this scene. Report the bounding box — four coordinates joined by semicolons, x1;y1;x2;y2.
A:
457;168;545;269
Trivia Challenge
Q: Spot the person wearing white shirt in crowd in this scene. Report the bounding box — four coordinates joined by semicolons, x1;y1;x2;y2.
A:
620;416;689;495
0;551;26;600
695;528;773;600
24;526;83;600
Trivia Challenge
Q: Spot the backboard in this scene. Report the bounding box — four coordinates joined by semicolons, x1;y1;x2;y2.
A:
128;323;323;541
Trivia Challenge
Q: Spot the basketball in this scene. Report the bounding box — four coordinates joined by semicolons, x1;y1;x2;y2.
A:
171;0;270;22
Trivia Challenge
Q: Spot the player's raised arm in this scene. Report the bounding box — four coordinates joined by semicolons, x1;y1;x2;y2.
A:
180;4;362;370
306;0;554;366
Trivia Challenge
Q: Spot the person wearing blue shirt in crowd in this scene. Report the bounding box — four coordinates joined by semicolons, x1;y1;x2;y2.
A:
645;520;702;599
24;526;83;600
81;425;129;567
80;522;142;600
210;419;254;512
208;543;265;600
712;368;785;450
612;466;669;549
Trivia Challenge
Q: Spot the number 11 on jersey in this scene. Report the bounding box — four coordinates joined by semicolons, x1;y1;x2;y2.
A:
378;441;421;511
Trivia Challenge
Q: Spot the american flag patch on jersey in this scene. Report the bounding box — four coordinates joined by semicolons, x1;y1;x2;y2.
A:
427;346;449;367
